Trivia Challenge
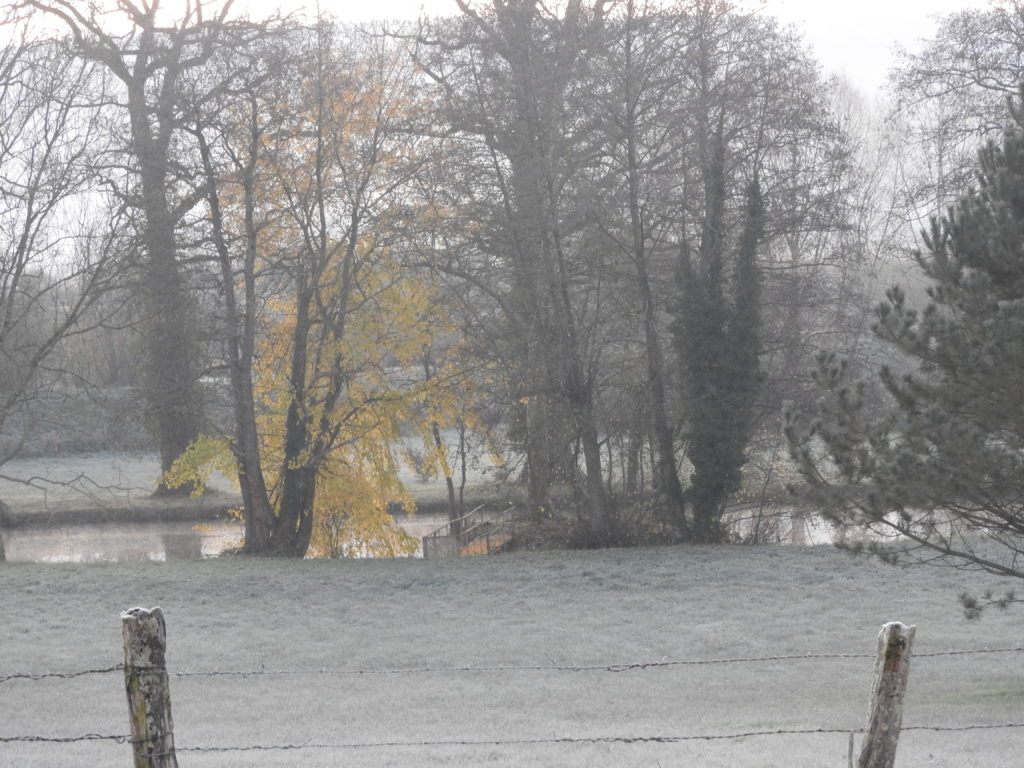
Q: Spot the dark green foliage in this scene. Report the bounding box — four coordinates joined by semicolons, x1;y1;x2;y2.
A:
674;149;765;543
787;88;1024;586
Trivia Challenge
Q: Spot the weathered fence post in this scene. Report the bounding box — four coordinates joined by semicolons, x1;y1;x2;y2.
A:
122;607;178;767
858;621;915;768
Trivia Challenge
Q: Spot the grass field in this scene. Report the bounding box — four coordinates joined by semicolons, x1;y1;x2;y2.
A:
1;545;1021;767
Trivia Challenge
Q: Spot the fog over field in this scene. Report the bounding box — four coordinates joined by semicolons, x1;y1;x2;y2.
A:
3;2;1024;765
1;545;1020;767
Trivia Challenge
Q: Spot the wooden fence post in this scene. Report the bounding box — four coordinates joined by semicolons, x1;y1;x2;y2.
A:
858;621;915;768
122;607;178;768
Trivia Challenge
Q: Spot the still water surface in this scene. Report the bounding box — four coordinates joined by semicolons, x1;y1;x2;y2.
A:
3;515;451;563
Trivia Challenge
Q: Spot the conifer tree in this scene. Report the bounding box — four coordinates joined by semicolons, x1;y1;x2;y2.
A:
674;130;765;543
787;89;1024;588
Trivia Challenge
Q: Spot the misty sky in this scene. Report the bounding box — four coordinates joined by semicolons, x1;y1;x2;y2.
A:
768;0;985;93
11;0;987;95
228;0;985;95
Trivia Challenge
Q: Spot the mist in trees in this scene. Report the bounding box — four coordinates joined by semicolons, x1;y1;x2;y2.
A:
781;1;1024;600
5;0;1009;558
414;0;851;545
0;30;125;469
416;0;620;543
787;87;1024;595
18;0;253;485
888;1;1024;232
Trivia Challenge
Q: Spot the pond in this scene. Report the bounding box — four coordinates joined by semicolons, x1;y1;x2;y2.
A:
2;506;859;563
1;515;453;563
0;451;483;562
0;454;862;562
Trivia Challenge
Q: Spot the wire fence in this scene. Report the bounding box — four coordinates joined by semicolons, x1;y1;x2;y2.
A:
4;644;1024;682
7;721;1024;750
3;640;1023;761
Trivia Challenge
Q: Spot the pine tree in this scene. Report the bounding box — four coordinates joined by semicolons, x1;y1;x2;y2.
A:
786;88;1024;588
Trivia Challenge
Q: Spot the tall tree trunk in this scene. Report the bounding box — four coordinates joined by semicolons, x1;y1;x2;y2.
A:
237;402;275;552
140;202;203;483
574;392;612;543
235;183;275;552
676;121;728;543
627;128;688;538
552;227;611;543
275;286;317;557
122;10;208;486
509;136;559;520
678;152;764;543
424;354;463;537
195;128;276;552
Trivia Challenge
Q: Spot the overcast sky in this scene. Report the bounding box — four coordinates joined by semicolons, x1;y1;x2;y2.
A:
12;0;985;96
766;0;986;93
229;0;985;95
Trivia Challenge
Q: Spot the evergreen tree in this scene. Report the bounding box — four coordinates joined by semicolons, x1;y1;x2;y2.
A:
674;132;765;543
787;89;1024;589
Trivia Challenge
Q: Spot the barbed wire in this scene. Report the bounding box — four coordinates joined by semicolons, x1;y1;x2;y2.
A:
903;723;1024;732
0;734;129;744
0;665;123;684
169;654;878;678
914;647;1024;658
9;722;1024;755
165;722;1024;752
166;729;863;753
4;646;1022;684
162;722;1024;753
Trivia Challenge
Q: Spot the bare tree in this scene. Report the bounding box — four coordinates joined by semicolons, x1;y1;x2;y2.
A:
589;1;850;541
889;2;1024;228
20;0;248;485
184;20;289;551
593;0;690;534
0;32;124;557
419;0;615;543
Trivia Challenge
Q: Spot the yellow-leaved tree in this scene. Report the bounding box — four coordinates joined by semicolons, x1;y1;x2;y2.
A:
255;245;457;559
166;254;465;557
165;19;478;557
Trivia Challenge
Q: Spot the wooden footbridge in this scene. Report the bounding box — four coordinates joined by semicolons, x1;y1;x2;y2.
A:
421;503;517;558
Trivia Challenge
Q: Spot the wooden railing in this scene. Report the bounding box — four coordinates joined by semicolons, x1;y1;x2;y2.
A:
422;502;517;558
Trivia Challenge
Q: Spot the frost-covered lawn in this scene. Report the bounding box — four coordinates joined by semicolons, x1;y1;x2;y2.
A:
1;546;1021;767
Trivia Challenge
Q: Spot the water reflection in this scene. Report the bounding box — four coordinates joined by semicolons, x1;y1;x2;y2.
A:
3;521;243;563
2;515;452;562
2;509;850;563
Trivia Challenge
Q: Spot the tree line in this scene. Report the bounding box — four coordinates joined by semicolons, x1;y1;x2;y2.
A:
1;0;1021;563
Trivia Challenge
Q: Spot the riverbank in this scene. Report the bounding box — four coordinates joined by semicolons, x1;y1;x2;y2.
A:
0;450;503;530
0;490;242;529
0;492;487;528
0;451;513;562
0;452;237;529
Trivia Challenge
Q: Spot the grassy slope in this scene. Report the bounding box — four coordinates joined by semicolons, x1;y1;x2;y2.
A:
1;545;1021;767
